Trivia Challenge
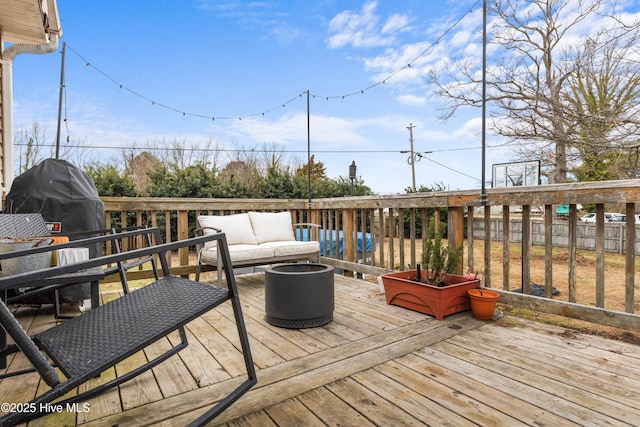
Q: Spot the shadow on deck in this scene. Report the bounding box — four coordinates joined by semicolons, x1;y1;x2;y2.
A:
2;273;639;426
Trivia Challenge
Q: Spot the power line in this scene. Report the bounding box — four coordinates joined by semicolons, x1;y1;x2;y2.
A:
17;141;483;181
15;143;486;154
420;156;479;181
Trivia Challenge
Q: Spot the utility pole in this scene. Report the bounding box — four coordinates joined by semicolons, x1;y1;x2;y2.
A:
55;42;66;160
407;123;416;191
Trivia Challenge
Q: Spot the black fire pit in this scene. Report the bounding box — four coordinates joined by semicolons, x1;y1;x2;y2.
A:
265;263;334;328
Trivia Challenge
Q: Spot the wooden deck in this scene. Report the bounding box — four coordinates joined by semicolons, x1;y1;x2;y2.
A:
2;273;640;426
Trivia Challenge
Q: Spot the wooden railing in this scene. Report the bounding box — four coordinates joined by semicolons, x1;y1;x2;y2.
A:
101;179;640;332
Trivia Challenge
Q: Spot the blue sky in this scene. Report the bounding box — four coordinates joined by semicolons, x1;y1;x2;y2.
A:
11;0;636;194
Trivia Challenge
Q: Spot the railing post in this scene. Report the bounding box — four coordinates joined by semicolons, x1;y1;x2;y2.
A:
448;206;464;275
421;207;428;265
105;212;112;255
625;202;636;313
484;205;491;289
544;204;553;298
595;204;605;308
310;208;320;241
502;205;511;291
409;208;416;268
120;210;128;251
388;208;395;270
177;210;189;273
378;207;385;269
467;206;474;272
399;208;405;269
342;208;355;277
567;204;579;303
522;205;531;295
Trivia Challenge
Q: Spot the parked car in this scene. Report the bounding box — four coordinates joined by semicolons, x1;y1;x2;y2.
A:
580;212;619;222
607;214;640;224
607;214;626;223
580;213;596;222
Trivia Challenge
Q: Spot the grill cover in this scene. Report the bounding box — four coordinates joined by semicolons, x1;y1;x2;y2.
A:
4;158;105;302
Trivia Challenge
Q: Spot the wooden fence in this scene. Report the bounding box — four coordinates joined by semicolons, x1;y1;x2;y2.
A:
101;179;640;332
475;217;640;255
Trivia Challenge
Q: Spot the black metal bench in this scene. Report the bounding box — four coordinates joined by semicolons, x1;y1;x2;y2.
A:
0;230;256;426
0;214;158;317
1;225;159;315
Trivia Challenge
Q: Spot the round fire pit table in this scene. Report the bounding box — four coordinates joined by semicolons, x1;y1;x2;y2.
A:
265;263;334;328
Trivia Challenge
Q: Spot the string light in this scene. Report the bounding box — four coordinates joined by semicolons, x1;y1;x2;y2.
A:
56;5;485;185
65;44;306;121
63;2;480;122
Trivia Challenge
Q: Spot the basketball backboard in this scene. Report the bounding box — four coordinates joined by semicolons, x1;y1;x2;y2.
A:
492;160;540;187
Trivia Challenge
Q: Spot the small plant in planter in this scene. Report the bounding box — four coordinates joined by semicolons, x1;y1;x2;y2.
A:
380;218;480;320
414;218;463;286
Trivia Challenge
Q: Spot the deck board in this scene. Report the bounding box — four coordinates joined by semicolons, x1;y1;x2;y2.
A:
425;343;631;427
1;272;639;426
296;386;377;427
263;397;325;426
327;376;429;426
378;357;530;426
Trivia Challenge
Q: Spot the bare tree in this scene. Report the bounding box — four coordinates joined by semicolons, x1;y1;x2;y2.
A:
126;151;161;195
565;33;640;179
14;122;45;173
194;138;223;171
220;143;262;191
254;142;283;174
429;0;640;183
14;121;93;175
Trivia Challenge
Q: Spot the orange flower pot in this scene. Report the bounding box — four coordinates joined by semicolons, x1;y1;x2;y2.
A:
381;269;480;320
467;288;499;320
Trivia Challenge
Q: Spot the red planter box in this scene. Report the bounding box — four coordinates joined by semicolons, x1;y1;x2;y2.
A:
381;269;480;320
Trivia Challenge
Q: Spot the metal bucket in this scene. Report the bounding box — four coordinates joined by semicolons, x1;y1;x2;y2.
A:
0;238;54;275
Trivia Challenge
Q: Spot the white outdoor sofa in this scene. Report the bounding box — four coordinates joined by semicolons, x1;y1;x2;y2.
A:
195;211;320;281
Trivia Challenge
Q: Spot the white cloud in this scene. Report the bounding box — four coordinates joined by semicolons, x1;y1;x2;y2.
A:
196;0;277;16
326;1;409;49
219;112;369;148
267;22;301;45
449;29;474;48
381;14;410;35
396;94;427;106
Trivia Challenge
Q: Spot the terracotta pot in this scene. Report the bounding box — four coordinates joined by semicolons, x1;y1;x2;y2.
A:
381;269;480;320
467;288;499;320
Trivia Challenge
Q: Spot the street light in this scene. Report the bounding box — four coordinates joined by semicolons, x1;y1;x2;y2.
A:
349;161;357;195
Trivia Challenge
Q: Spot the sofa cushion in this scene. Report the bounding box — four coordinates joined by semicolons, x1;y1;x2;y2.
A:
248;211;295;244
260;240;320;258
200;244;275;264
197;214;257;247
